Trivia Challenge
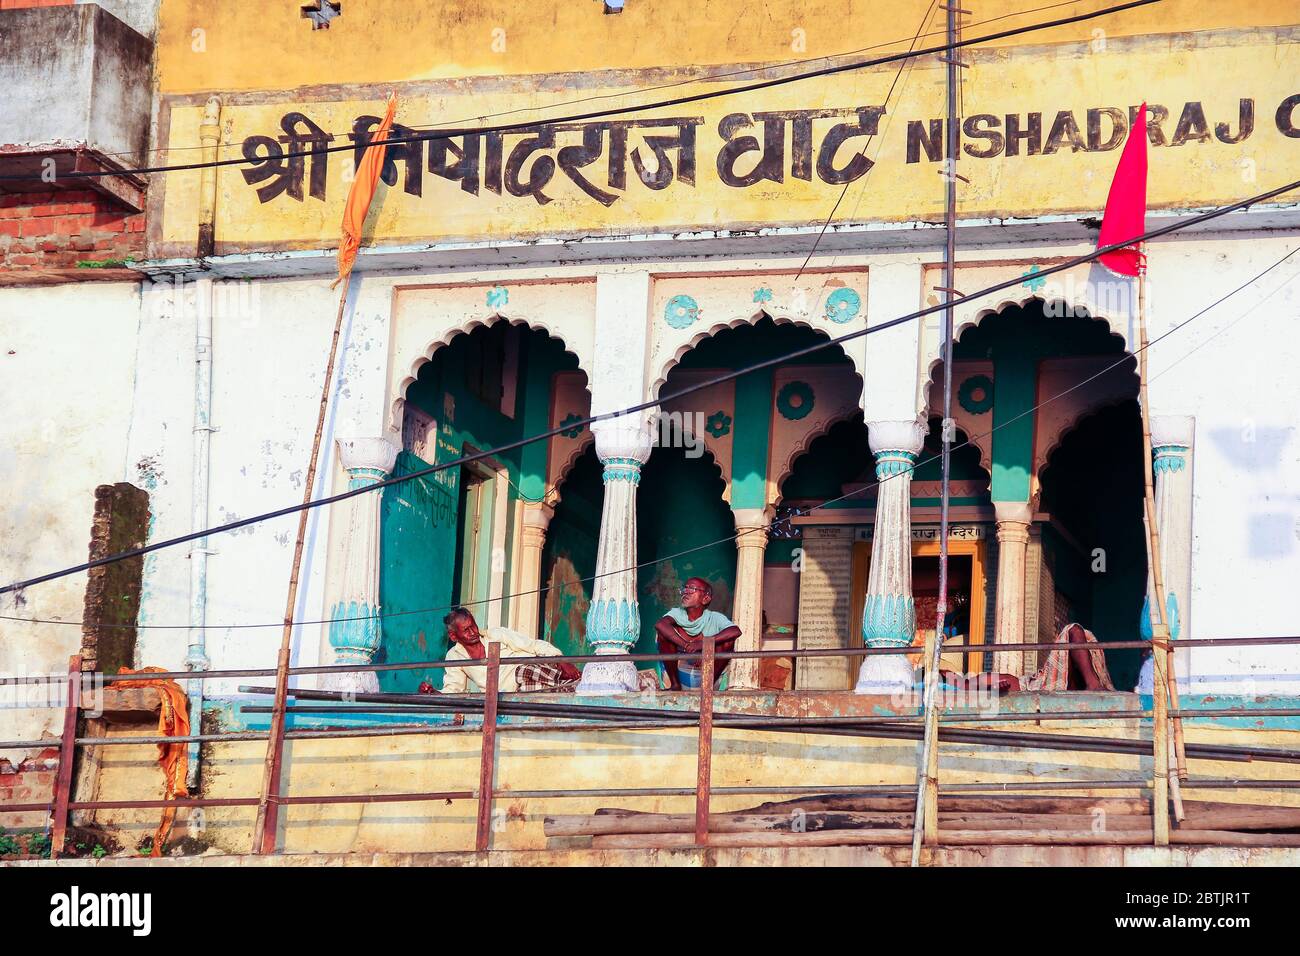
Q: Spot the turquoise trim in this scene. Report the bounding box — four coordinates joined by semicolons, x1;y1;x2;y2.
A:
823;287;862;324
1153;444;1189;474
752;287;774;304
486;286;509;309
664;294;700;329
346;466;388;491
862;594;916;648
328;600;382;663
587;597;640;649
559;412;585;439
873;449;918;480
601;456;643;484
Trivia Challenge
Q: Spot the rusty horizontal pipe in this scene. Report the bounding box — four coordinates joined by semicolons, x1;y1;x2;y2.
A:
2;634;1297;687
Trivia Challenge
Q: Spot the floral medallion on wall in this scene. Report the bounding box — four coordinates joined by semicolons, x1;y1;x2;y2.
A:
823;287;862;324
776;380;815;421
705;411;732;438
663;294;701;329
957;374;994;415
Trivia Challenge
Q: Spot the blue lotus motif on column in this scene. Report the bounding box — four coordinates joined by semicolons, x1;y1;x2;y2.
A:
862;594;916;648
586;597;641;649
328;600;383;663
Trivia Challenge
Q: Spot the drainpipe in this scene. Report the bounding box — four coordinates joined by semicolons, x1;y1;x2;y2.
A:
185;96;222;790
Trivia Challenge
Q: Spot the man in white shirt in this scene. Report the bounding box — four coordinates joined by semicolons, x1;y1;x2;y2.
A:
440;607;581;694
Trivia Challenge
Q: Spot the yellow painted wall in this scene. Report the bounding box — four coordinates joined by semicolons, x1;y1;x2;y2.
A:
88;708;1300;855
155;0;1299;92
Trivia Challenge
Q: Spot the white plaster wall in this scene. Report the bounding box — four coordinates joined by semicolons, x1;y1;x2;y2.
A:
0;281;143;757
1145;234;1300;693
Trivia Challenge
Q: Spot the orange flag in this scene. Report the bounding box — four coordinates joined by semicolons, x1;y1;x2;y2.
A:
332;92;398;289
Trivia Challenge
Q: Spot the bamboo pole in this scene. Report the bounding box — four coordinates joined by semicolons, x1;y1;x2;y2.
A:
251;280;352;855
475;643;501;852
1136;269;1175;844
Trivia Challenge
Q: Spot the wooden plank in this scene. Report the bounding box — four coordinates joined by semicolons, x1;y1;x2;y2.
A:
50;656;82;857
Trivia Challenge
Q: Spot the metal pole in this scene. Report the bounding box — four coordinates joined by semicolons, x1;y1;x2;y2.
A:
475;642;501;852
913;0;962;867
695;636;716;846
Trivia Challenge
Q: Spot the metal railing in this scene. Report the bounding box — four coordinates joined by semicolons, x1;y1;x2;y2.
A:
3;634;1300;857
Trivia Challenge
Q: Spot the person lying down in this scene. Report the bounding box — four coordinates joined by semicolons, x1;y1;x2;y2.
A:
941;622;1116;693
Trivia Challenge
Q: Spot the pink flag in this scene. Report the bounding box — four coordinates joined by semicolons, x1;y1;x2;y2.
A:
1097;103;1149;277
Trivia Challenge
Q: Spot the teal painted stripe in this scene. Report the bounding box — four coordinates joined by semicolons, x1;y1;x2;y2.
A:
731;369;773;510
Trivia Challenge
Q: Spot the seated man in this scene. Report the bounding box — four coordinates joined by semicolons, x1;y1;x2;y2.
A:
655;577;743;691
942;622;1115;693
440;607;581;694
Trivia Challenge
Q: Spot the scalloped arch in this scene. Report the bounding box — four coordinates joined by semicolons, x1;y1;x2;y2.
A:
772;411;868;504
651;308;865;402
389;311;592;434
1035;384;1140;483
545;433;596;508
921;295;1131;415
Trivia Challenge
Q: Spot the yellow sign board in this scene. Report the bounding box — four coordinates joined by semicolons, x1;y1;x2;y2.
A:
155;38;1300;255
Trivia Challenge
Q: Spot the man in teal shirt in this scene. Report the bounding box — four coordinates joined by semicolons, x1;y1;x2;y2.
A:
654;577;743;690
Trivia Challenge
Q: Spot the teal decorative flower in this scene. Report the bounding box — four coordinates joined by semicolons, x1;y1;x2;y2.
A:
558;412;585;439
823;287;862;323
957;374;994;415
753;287;774;304
776;381;815;421
705;411;732;438
486;286;509;309
664;294;700;329
1022;265;1046;293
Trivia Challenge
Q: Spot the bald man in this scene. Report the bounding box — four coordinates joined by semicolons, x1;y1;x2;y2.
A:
654;577;743;690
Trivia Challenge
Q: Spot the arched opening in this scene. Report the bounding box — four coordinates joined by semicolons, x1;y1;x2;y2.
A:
928;298;1141;681
1040;401;1147;689
377;321;588;692
540;444;602;658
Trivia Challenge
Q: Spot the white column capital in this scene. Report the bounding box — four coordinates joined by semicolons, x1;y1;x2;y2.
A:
591;414;654;465
732;506;774;534
1151;415;1195;449
521;499;555;531
336;436;400;476
866;418;927;457
993;500;1033;525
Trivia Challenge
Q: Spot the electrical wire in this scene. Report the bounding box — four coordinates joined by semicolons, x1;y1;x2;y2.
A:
7;244;1295;631
89;0;1095;162
0;0;1162;184
2;180;1295;599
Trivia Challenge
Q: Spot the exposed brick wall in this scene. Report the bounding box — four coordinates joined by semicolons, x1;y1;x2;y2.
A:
0;190;145;271
0;746;59;829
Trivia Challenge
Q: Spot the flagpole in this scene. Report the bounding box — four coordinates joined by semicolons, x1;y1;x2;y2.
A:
251;280;351;854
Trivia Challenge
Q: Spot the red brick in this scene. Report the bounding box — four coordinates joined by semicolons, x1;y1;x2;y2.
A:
7;255;39;266
0;221;19;237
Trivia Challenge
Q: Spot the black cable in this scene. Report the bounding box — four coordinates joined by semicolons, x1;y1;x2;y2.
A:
8;244;1295;630
91;0;1093;161
0;0;1162;184
2;179;1295;598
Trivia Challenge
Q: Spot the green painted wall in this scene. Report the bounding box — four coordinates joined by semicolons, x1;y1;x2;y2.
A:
379;325;579;689
953;304;1127;503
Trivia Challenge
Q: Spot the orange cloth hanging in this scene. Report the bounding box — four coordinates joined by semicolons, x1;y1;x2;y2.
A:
331;92;398;289
115;667;190;857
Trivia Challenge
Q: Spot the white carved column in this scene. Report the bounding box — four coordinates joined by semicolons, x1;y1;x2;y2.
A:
513;500;554;639
855;419;927;693
992;500;1032;676
576;415;654;695
1144;415;1194;683
320;437;400;693
729;507;772;690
